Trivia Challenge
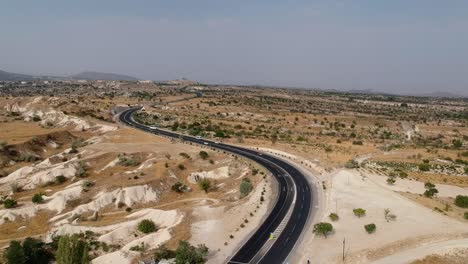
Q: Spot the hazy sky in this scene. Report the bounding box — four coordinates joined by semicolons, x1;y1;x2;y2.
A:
1;0;467;95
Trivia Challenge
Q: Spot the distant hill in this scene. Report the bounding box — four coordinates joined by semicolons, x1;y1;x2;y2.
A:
0;70;36;81
70;71;138;81
416;91;465;98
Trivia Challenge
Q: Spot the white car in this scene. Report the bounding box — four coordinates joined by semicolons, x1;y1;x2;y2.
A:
204;142;209;145
196;136;202;139
149;126;157;130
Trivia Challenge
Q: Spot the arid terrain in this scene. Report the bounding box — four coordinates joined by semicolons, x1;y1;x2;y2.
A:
0;79;467;263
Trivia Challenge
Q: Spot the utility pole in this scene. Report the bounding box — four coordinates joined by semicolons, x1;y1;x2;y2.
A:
342;237;346;263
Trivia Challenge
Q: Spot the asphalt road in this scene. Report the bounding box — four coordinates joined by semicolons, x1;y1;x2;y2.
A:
119;107;312;264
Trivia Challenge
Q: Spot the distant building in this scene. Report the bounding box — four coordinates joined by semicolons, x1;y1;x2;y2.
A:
138;80;153;84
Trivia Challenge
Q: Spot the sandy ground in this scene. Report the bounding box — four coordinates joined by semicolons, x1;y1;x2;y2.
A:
361;170;468;198
302;169;468;264
190;176;276;264
372;238;468;264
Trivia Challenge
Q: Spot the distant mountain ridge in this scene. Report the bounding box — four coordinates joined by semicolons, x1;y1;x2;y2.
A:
0;69;138;81
70;71;138;81
0;70;37;81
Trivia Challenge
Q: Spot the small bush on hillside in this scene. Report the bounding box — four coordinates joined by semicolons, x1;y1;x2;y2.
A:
240;178;253;198
418;163;430;172
329;213;339;221
353;208;366;218
179;153;191;159
171;182;188;193
344;159;359;169
352;140;363;145
452;139;463;149
313;222;333;238
199;151;209;160
82;181;94;189
18;153;40;162
364;223;376;234
0;141;7;151
6;241;25;264
4;199;17;209
398;171;408;178
455;195;468;208
55;175;67;184
117;154;140;167
32;193;44;204
198;178;211;193
76;162;87;178
424;182;438;198
175;240;208;264
154;245;176;262
137;219;157;234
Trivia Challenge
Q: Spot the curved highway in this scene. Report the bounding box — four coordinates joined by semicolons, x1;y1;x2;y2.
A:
119;107;312;264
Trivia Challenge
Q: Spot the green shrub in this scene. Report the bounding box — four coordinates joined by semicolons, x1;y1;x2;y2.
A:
117;154;140;167
55;175;66;184
21;237;54;264
353;208;366;218
239;178;253;198
344;159;359;169
56;234;90;264
452;139;463;149
329;213;339;221
364;223;376;234
32;193;44;204
154;245;175;262
199;151;209;160
175;240;208;264
179;153;191;159
455;195;468;208
424;182;438;198
464;212;468;220
398;171;408;178
424;188;438;198
418;163;430;172
19;153;40;162
129;243;146;252
4;199;17;209
198;178;211;193
82;181;94;189
137;219;157;234
171;182;187;193
313;222;333;238
0;141;7;152
424;182;435;189
6;241;25;264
